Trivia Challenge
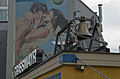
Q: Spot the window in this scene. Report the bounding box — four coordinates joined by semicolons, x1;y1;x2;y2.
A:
0;0;8;21
0;9;8;21
0;0;8;6
44;72;61;79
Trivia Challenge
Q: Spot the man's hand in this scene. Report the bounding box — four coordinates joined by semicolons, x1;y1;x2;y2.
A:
33;12;43;29
24;12;34;25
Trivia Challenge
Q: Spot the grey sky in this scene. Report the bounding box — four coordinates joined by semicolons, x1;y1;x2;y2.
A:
83;0;120;53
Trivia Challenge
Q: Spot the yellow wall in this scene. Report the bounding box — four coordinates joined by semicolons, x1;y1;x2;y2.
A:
35;65;120;79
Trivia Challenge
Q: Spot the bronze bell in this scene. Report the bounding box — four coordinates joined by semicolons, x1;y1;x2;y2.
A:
77;22;92;40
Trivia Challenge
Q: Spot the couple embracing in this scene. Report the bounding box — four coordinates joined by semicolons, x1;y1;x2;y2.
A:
15;2;67;64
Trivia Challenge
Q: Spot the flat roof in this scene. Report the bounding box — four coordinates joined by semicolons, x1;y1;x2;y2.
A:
19;51;120;79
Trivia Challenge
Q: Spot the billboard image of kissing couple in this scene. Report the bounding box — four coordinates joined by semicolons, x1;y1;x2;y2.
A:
15;0;68;65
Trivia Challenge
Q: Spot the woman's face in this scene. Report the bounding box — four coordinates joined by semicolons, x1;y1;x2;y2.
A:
45;11;54;22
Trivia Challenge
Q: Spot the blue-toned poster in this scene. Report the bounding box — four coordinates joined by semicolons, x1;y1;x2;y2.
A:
15;0;68;64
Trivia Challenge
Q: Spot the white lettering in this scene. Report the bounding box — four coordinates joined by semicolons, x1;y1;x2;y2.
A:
14;49;38;77
32;49;37;64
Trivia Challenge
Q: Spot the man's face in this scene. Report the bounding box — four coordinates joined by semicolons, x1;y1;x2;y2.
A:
32;10;44;23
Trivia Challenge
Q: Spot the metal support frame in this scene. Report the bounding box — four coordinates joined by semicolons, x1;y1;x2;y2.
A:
88;23;97;51
54;17;108;55
54;21;72;54
64;26;71;50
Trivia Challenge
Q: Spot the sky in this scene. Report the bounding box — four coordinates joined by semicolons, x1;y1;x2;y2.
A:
82;0;120;53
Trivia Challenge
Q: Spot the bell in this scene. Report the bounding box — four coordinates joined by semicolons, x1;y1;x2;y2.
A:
76;22;92;40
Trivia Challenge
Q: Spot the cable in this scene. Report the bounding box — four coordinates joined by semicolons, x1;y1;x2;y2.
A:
76;57;110;79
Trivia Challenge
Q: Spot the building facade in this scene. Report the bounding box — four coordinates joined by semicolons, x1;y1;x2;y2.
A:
17;52;120;79
8;0;109;79
0;23;8;79
0;0;8;79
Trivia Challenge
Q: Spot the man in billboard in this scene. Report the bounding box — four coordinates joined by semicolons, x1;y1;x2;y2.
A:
15;2;48;64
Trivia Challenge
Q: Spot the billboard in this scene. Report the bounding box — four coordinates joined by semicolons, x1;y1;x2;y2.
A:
15;0;68;64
